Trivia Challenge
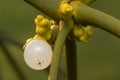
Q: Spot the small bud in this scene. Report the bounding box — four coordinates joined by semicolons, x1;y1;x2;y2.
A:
34;15;50;34
84;25;92;36
59;1;74;19
34;15;52;40
80;35;88;43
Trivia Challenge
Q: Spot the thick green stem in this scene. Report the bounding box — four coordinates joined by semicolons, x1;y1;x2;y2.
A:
24;0;62;21
24;0;120;38
65;33;77;80
49;20;73;80
71;1;120;38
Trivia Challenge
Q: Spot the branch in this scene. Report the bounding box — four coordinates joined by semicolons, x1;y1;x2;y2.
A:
24;0;61;22
71;1;120;38
24;0;120;38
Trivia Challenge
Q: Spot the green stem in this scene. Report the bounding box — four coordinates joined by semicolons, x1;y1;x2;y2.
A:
65;33;77;80
49;20;73;80
0;40;26;80
24;0;120;38
24;0;61;21
71;1;120;38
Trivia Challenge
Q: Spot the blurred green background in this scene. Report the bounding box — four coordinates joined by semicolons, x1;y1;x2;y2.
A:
0;0;120;80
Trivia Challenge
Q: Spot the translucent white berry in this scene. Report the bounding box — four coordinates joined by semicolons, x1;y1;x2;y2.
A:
24;40;52;70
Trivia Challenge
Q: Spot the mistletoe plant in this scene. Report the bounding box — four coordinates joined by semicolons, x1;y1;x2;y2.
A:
22;0;120;80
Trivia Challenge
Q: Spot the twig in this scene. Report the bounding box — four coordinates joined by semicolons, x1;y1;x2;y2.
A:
24;0;61;22
49;20;73;80
71;1;120;38
24;0;120;38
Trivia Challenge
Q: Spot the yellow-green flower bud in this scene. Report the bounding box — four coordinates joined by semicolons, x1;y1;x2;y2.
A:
73;24;92;43
84;25;92;36
80;35;88;43
59;1;74;19
34;15;50;34
73;25;84;40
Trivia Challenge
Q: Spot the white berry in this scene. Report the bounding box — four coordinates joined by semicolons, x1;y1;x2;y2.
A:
24;40;52;70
